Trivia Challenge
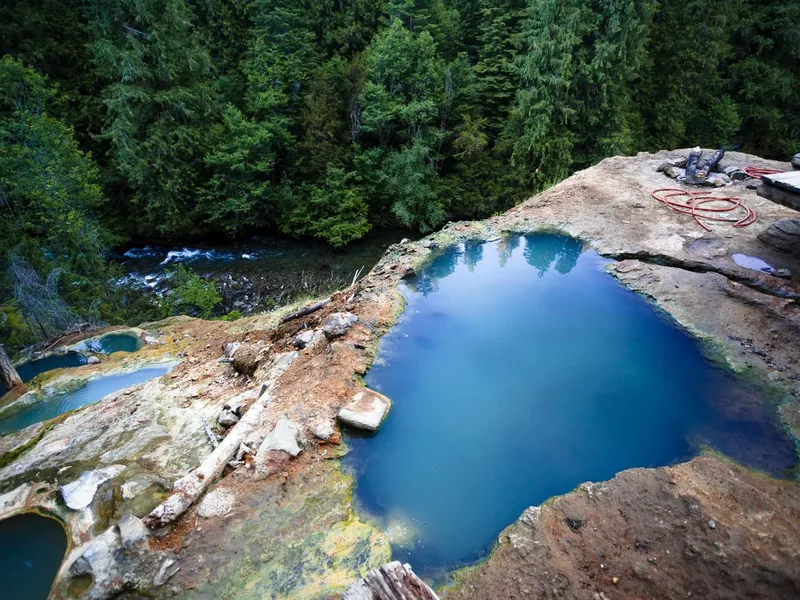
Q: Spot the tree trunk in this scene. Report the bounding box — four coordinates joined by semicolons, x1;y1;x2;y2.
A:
143;385;271;529
0;345;23;390
343;562;440;600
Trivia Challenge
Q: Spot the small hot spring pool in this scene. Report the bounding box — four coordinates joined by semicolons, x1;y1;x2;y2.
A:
343;234;797;579
2;333;144;396
0;362;176;435
0;512;67;600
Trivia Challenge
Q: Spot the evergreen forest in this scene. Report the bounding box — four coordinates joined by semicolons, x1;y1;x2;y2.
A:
1;0;798;345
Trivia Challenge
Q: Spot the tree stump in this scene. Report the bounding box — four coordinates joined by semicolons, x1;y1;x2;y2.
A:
343;561;440;600
0;345;22;391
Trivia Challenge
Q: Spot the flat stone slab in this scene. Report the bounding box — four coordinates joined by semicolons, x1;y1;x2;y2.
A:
338;389;392;432
198;488;235;518
60;465;126;510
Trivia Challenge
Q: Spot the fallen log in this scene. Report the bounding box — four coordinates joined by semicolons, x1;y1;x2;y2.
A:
343;561;440;600
143;385;269;529
280;298;331;323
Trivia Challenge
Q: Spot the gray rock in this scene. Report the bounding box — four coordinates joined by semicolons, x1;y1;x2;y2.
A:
197;488;235;518
774;268;792;279
218;410;240;428
322;312;358;339
259;419;303;457
223;342;241;358
293;329;316;349
87;355;101;365
792;153;800;169
663;165;682;179
758;219;800;253
117;515;148;549
338;389;392;432
708;519;717;529
61;465;126;510
154;557;180;586
313;420;335;441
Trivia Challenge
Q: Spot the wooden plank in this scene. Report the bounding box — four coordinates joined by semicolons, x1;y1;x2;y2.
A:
763;171;800;193
343;562;440;600
757;181;800;212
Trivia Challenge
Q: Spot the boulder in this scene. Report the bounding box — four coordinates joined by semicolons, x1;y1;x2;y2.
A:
87;355;101;365
293;329;316;349
197;487;235;518
232;343;262;376
60;465;127;510
758;219;800;253
322;312;358;339
338;389;392;432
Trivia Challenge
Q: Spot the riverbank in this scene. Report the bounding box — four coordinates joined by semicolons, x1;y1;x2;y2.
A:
1;149;799;599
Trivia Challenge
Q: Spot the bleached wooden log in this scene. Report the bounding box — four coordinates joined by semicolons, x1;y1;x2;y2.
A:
143;385;269;528
343;561;440;600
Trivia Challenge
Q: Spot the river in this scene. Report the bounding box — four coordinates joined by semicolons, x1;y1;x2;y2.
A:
114;230;411;314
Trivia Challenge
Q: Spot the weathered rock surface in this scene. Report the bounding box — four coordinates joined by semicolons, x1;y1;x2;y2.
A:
197;487;235;518
322;311;358;339
758;218;800;253
443;457;800;600
338;389;392;432
232;343;262;376
117;514;148;549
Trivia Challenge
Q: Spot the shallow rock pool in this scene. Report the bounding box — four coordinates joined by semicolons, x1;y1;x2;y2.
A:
0;512;67;599
0;362;176;435
344;234;797;579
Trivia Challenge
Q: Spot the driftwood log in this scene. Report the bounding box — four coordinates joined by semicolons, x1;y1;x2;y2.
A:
0;345;22;390
280;298;331;323
343;562;440;600
143;385;270;528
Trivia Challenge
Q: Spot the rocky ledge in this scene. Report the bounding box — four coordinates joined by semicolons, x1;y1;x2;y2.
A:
0;149;798;599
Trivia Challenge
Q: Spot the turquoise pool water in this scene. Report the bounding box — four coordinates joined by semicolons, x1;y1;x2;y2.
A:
0;513;67;600
344;234;797;579
2;333;143;396
0;362;175;435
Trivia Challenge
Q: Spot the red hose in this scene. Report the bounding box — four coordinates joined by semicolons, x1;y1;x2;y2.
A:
742;166;781;179
651;188;757;232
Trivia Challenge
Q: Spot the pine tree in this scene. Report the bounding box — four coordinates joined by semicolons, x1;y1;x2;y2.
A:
86;0;218;237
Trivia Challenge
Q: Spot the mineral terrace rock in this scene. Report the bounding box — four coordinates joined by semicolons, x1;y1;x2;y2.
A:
338;389;392;432
60;465;126;510
322;312;358;339
198;488;235;518
293;329;316;349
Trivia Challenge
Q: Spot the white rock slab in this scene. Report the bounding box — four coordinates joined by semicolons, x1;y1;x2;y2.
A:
60;465;126;510
338;389;392;432
258;419;303;457
197;487;235;518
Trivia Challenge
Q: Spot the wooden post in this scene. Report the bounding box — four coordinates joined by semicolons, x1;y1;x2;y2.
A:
0;345;22;391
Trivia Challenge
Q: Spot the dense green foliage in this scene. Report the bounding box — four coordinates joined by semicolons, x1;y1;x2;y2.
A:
0;0;798;345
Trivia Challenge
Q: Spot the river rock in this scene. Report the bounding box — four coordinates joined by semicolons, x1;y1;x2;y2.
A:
87;355;101;365
117;515;149;549
322;312;358;339
293;329;316;349
338;389;392;432
60;465;127;510
198;488;235;518
758;219;800;253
